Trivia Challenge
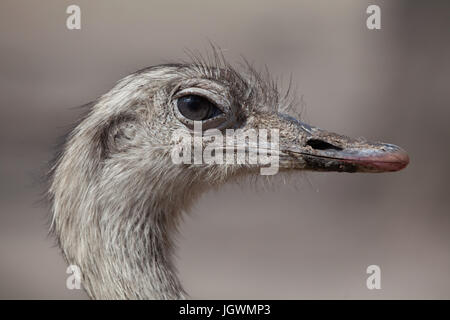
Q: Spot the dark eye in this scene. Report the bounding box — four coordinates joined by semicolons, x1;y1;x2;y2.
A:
177;95;223;121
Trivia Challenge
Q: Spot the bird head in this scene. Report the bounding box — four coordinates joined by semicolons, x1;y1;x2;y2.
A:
82;61;408;192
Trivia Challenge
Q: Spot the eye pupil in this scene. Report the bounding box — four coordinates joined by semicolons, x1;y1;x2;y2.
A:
177;95;222;121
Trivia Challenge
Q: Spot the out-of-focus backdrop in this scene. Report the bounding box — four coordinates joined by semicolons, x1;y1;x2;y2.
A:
1;0;449;299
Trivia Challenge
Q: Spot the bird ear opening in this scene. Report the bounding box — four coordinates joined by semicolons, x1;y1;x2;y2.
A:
99;115;138;158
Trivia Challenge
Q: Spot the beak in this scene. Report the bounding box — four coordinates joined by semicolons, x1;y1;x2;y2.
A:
277;114;409;173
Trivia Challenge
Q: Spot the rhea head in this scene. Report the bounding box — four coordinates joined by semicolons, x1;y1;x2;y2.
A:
49;53;409;299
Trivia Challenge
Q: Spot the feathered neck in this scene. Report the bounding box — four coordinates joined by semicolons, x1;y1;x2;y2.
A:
49;119;189;299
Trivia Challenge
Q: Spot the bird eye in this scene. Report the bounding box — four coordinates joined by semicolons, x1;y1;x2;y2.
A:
177;95;223;121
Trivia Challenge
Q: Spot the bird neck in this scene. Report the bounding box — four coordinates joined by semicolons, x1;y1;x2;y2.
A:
51;150;188;299
60;193;186;299
93;208;186;299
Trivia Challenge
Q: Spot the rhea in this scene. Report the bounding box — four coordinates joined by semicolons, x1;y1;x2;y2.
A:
48;57;409;299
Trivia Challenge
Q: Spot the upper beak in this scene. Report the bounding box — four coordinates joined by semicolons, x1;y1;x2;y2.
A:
278;115;409;173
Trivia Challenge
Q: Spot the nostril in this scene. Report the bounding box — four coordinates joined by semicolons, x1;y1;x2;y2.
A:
306;139;343;151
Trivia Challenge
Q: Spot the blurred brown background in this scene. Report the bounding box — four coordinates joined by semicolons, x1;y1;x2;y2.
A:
1;0;449;299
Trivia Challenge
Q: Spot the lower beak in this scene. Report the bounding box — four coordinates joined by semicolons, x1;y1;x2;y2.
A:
286;143;409;173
